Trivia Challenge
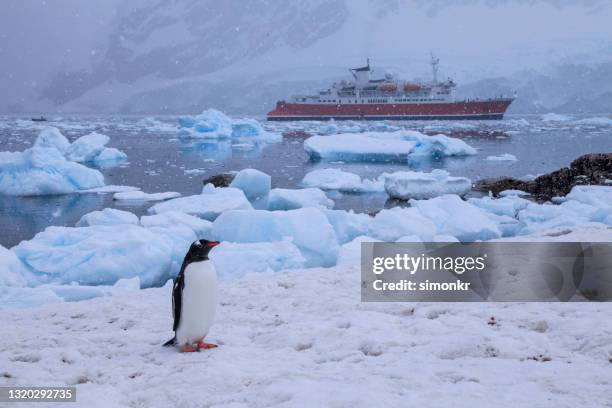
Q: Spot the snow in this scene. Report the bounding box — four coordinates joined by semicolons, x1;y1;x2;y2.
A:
12;225;174;287
229;168;271;201
210;240;306;278
3;225;611;406
113;191;181;202
212;208;339;267
76;208;140;227
302;168;386;193
268;188;334;210
304;131;476;162
149;184;253;220
384;169;472;200
499;189;530;197
486;153;518;161
0;146;105;196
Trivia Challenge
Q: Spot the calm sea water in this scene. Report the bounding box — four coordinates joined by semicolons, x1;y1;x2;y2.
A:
1;114;611;247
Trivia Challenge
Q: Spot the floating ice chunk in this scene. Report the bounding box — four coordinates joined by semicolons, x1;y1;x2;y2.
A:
304;132;416;162
321;209;371;244
564;186;612;210
402;131;477;157
212;208;339;267
499;189;530;197
302;168;385;192
541;113;573;122
486;153;517;161
140;211;213;239
468;196;530;218
33;127;70;152
0;245;28;287
232;118;281;142
319;122;339;134
0;146;105;196
114;191;181;202
178;109;233;139
76;208;139;227
13;225;174;287
336;235;381;265
93;147;128;166
410;195;502;241
369;207;437;241
229;168;271;201
149;184;253;220
384;169;471;200
574;117;612;126
80;185;140;194
268;188;334;210
210;240;306;278
66;132;110;163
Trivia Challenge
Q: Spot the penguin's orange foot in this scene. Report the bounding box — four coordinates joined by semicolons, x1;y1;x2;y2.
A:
197;341;218;350
180;344;198;353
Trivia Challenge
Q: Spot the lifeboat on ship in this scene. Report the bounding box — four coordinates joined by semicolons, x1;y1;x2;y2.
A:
403;82;421;92
378;83;397;92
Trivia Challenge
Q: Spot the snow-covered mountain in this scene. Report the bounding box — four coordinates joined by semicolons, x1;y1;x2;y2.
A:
1;0;611;114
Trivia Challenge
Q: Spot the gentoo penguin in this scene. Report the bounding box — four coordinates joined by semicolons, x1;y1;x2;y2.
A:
163;239;220;352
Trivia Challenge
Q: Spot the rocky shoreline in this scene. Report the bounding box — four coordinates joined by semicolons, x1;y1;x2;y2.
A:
475;153;612;202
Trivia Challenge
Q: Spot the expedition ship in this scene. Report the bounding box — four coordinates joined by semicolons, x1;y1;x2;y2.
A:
267;55;514;121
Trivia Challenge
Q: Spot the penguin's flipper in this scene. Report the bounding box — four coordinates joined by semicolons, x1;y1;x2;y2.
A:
172;272;185;332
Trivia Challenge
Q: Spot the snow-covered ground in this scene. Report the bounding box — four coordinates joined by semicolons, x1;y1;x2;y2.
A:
2;227;612;407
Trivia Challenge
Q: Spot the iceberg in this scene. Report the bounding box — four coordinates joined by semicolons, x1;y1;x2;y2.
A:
212;208;339;267
76;208;139;227
0;245;29;287
0;146;105;196
13;225;174;287
232;118;282;142
410;195;503;241
149;184;253;220
401;131;478;157
302;168;385;192
33;127;70;152
65;132;110;163
94;147;128;166
140;211;213;239
468;195;530;218
229;168;271;201
210;241;306;278
304;132;416;162
113;191;181;202
384;169;471;200
541;113;573;122
268;188;334;210
178;109;280;141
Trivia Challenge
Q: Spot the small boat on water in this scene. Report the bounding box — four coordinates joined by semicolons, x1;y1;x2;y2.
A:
31;116;47;122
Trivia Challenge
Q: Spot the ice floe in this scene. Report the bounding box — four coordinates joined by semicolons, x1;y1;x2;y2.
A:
384;169;471;200
302;168;386;193
268;188;334;210
304;130;476;162
486;153;518;161
113;191;181;202
149;184;253;220
76;208;140;227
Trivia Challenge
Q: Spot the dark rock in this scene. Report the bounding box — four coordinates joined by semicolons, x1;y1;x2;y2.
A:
203;173;235;187
475;153;612;202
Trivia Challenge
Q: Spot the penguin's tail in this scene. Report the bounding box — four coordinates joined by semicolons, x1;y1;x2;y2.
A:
162;336;176;347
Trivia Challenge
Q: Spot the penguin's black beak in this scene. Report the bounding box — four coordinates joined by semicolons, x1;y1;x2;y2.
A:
207;241;220;248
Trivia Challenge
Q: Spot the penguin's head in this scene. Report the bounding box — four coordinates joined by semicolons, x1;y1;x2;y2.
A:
185;239;220;263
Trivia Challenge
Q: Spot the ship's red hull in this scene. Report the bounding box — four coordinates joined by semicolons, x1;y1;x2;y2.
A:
267;99;513;121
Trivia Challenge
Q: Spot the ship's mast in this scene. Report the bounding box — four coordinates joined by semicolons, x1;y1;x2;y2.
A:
430;53;439;84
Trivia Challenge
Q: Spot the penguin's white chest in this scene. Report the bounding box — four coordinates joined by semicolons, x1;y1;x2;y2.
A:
176;260;217;345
